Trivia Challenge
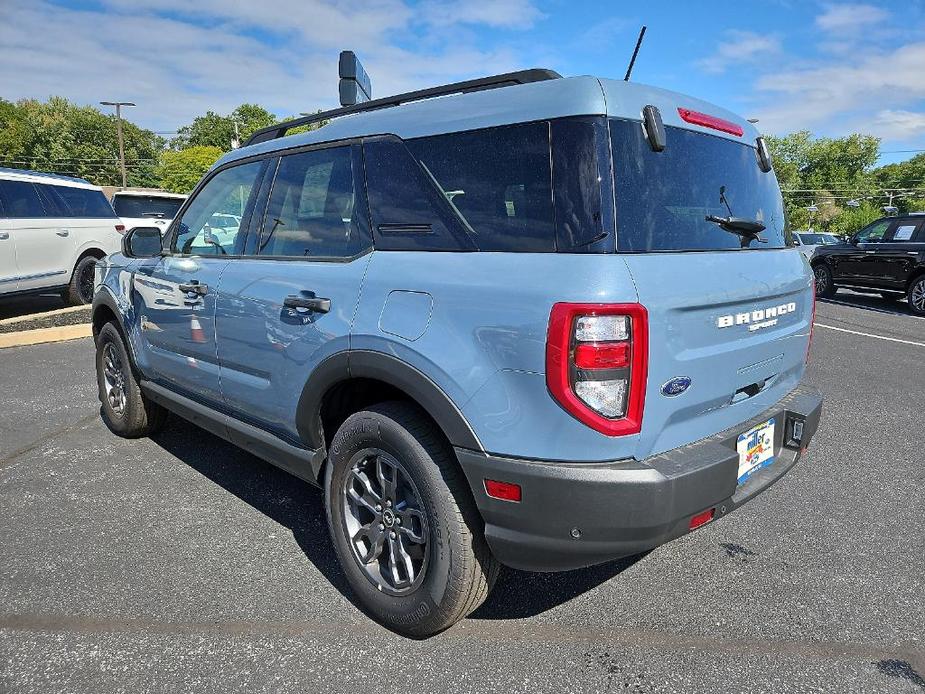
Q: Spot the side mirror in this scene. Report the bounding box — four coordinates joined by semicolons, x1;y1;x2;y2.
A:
793;237;801;245
122;226;163;258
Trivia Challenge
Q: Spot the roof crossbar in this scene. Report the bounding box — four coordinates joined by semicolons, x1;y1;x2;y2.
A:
244;68;562;147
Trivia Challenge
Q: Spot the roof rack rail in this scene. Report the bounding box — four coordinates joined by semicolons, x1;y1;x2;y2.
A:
244;68;562;147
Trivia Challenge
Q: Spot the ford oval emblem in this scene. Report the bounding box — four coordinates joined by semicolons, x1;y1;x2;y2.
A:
661;377;692;397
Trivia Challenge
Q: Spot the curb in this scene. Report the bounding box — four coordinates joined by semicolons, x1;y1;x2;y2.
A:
0;304;89;326
0;324;92;350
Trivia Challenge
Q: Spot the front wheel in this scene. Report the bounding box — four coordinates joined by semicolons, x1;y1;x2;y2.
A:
813;263;836;298
324;402;498;637
909;276;925;316
95;321;168;437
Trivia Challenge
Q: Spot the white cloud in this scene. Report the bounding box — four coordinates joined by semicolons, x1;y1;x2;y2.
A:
419;0;545;29
815;3;890;33
872;109;925;140
0;0;546;132
696;31;782;74
752;42;925;135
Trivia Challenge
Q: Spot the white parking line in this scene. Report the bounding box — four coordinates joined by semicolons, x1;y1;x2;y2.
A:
813;322;925;347
820;297;925;321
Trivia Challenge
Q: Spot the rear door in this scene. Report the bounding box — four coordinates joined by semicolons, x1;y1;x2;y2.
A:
132;159;264;404
609;117;812;458
0;179;72;291
877;219;924;287
215;143;372;443
0;192;16;293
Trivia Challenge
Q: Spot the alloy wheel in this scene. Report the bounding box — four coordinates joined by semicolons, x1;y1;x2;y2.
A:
814;266;829;294
911;279;925;312
78;260;96;304
102;342;127;417
341;449;429;595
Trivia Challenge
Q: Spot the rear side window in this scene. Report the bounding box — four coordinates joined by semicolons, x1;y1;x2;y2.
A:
406;122;555;252
610;119;787;251
0;180;47;218
259;145;369;259
52;185;116;218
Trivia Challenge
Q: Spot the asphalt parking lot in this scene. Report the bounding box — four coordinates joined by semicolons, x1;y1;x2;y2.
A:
1;294;923;693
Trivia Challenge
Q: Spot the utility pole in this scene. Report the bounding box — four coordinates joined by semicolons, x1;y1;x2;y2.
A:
100;101;136;188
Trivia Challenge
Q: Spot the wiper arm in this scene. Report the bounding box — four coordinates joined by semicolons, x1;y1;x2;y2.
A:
705;214;767;247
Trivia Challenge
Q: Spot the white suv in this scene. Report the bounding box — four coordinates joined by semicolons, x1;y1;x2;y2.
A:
110;190;187;234
0;168;124;305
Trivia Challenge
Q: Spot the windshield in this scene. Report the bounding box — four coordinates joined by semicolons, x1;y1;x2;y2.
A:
610;119;787;252
797;233;829;244
113;195;184;219
821;233;840;244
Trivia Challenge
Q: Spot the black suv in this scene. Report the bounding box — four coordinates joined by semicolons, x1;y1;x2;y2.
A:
811;214;925;315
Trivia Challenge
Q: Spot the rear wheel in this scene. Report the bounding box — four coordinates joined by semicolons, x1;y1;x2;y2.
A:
324;401;498;637
95;321;168;437
66;255;99;305
909;276;925;316
813;264;836;298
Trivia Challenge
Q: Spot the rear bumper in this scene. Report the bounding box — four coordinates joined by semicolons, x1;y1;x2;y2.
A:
456;383;823;572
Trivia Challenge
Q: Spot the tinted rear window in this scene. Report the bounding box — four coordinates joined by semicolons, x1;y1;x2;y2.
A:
113;195;184;219
610;119;787;252
53;185;116;218
405;122;556;252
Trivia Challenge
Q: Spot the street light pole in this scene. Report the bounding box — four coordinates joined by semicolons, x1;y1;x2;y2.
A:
100;101;136;188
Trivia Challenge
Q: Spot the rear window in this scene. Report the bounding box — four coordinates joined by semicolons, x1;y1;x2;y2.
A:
113;195;184;220
797;233;828;244
406;122;555;252
52;185;117;218
610;119;787;252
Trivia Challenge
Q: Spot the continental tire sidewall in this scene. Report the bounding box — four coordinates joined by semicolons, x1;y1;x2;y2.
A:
325;410;458;636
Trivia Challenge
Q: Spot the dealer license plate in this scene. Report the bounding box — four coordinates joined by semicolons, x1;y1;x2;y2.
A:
737;418;775;484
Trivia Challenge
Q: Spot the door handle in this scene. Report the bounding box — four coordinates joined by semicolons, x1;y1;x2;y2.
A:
284;292;331;313
56;229;70;237
0;232;8;240
179;281;208;296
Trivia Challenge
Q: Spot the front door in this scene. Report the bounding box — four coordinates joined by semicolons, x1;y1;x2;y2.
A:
215;144;372;443
840;218;892;284
133;159;264;405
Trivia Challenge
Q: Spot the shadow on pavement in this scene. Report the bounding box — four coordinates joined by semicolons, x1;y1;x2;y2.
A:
150;415;634;622
0;293;67;321
820;291;916;318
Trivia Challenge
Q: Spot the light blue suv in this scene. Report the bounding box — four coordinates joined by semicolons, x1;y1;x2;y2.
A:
92;68;823;637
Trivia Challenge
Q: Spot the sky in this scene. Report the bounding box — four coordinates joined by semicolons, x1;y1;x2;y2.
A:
1;0;924;164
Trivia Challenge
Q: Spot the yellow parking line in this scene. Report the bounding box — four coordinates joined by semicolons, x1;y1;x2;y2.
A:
0;324;92;349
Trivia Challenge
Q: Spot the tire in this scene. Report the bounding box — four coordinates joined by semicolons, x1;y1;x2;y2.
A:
324;401;498;637
908;276;925;316
813;263;836;298
95;321;168;437
66;255;99;305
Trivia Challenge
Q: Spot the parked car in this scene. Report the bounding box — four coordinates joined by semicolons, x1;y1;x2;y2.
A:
811;213;925;314
0;167;123;304
792;231;840;259
111;190;187;234
92;68;823;636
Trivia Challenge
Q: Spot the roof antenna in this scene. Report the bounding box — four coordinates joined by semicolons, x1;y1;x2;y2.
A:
623;26;647;81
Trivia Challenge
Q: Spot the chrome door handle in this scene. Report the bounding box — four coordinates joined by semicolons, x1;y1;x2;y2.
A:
56;229;70;237
0;232;9;240
179;281;208;296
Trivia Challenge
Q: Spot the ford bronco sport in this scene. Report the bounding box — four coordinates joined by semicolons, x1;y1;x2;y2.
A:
92;67;823;637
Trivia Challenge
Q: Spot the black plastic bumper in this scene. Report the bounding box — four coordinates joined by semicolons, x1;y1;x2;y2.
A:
456;384;823;572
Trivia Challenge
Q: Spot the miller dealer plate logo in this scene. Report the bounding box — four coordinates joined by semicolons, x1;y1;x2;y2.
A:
661;376;692;397
716;302;797;332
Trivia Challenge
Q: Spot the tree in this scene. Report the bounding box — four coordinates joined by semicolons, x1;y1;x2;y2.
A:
156;146;223;193
172;104;277;151
873;153;925;213
0;97;163;187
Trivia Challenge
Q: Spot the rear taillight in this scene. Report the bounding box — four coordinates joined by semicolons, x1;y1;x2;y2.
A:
806;284;816;364
115;224;126;234
546;303;648;436
677;108;744;137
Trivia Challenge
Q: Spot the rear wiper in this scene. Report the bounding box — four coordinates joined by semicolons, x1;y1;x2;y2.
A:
705;215;767;246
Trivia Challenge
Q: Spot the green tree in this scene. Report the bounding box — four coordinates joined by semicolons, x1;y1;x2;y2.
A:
156;145;223;193
873;153;925;213
172;104;277;151
0;97;163;187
